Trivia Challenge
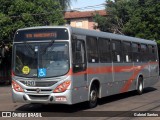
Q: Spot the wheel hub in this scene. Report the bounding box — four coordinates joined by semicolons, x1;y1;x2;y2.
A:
139;83;143;91
90;90;97;102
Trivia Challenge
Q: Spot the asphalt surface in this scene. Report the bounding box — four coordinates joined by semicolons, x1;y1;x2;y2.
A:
1;79;160;120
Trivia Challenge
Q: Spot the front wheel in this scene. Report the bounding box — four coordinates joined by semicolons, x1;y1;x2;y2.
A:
88;85;98;108
137;77;143;95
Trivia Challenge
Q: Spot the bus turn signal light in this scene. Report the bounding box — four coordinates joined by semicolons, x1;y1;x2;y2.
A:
53;80;71;93
12;80;24;92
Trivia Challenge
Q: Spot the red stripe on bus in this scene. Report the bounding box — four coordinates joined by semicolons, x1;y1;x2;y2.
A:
120;67;143;93
67;62;158;92
114;66;134;73
67;66;135;76
120;62;158;93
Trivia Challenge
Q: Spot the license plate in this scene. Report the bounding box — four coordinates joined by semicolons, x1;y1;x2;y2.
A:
24;81;36;86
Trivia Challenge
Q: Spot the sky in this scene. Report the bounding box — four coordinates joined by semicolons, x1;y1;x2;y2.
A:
70;0;106;11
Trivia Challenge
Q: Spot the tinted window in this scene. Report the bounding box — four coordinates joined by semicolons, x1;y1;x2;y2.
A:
86;36;99;63
149;45;158;61
98;38;111;63
72;40;86;72
141;44;148;62
132;43;141;62
112;40;122;62
123;41;132;62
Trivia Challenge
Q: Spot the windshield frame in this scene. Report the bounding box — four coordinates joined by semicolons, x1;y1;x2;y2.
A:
12;41;70;78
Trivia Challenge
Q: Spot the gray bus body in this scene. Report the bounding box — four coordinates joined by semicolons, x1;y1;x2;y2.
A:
12;26;159;107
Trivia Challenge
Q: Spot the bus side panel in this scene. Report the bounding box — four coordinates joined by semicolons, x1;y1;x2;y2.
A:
132;62;149;90
87;63;113;98
144;62;159;87
113;63;134;93
71;74;89;104
150;62;159;77
70;34;89;104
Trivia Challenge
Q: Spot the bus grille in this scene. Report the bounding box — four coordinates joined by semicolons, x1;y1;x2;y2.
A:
21;81;57;87
28;95;49;100
26;89;52;92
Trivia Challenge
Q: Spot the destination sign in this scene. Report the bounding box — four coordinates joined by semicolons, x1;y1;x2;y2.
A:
25;32;57;39
14;28;69;42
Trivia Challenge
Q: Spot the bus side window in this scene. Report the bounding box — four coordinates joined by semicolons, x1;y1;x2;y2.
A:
141;44;148;62
154;46;158;61
86;36;99;63
112;40;122;62
123;41;132;62
98;38;111;63
132;43;141;62
72;40;86;72
149;45;158;61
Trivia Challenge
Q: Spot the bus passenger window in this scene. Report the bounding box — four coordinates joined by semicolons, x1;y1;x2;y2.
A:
141;44;148;62
112;40;122;62
154;46;158;61
132;43;141;62
72;40;86;72
98;38;111;63
123;42;132;62
149;45;158;61
86;36;99;63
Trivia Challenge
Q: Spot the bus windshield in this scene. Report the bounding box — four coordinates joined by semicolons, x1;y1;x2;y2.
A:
13;42;69;78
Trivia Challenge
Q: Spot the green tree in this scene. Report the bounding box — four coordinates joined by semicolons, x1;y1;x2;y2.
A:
94;0;160;41
124;0;160;40
94;0;136;34
58;0;77;10
0;0;65;42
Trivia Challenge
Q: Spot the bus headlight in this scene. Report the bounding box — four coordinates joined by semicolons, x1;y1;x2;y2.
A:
53;80;71;93
12;80;24;92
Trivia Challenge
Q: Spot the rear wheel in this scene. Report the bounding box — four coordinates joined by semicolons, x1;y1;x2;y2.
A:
137;77;143;95
88;85;98;108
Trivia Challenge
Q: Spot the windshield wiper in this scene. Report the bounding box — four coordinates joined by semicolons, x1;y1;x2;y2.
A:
40;40;55;55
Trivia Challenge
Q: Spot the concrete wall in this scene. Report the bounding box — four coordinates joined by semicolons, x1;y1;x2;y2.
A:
69;18;98;30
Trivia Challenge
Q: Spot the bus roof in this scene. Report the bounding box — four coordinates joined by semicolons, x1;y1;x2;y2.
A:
17;26;157;45
70;27;156;45
17;26;68;31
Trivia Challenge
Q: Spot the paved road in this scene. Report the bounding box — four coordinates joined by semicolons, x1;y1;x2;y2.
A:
1;80;160;120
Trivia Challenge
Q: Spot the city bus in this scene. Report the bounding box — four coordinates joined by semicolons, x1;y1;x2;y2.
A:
12;26;159;108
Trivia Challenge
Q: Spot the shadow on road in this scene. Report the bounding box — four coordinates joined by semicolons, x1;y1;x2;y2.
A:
16;102;90;113
98;87;157;105
16;87;157;113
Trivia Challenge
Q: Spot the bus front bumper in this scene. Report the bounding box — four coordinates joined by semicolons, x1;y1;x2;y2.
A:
12;89;73;105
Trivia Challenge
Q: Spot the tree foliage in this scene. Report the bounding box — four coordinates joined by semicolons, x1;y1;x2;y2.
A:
0;0;65;42
0;0;68;74
94;0;160;41
58;0;77;10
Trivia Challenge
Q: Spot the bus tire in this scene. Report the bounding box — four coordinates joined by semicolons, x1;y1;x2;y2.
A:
137;77;143;95
88;84;98;108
